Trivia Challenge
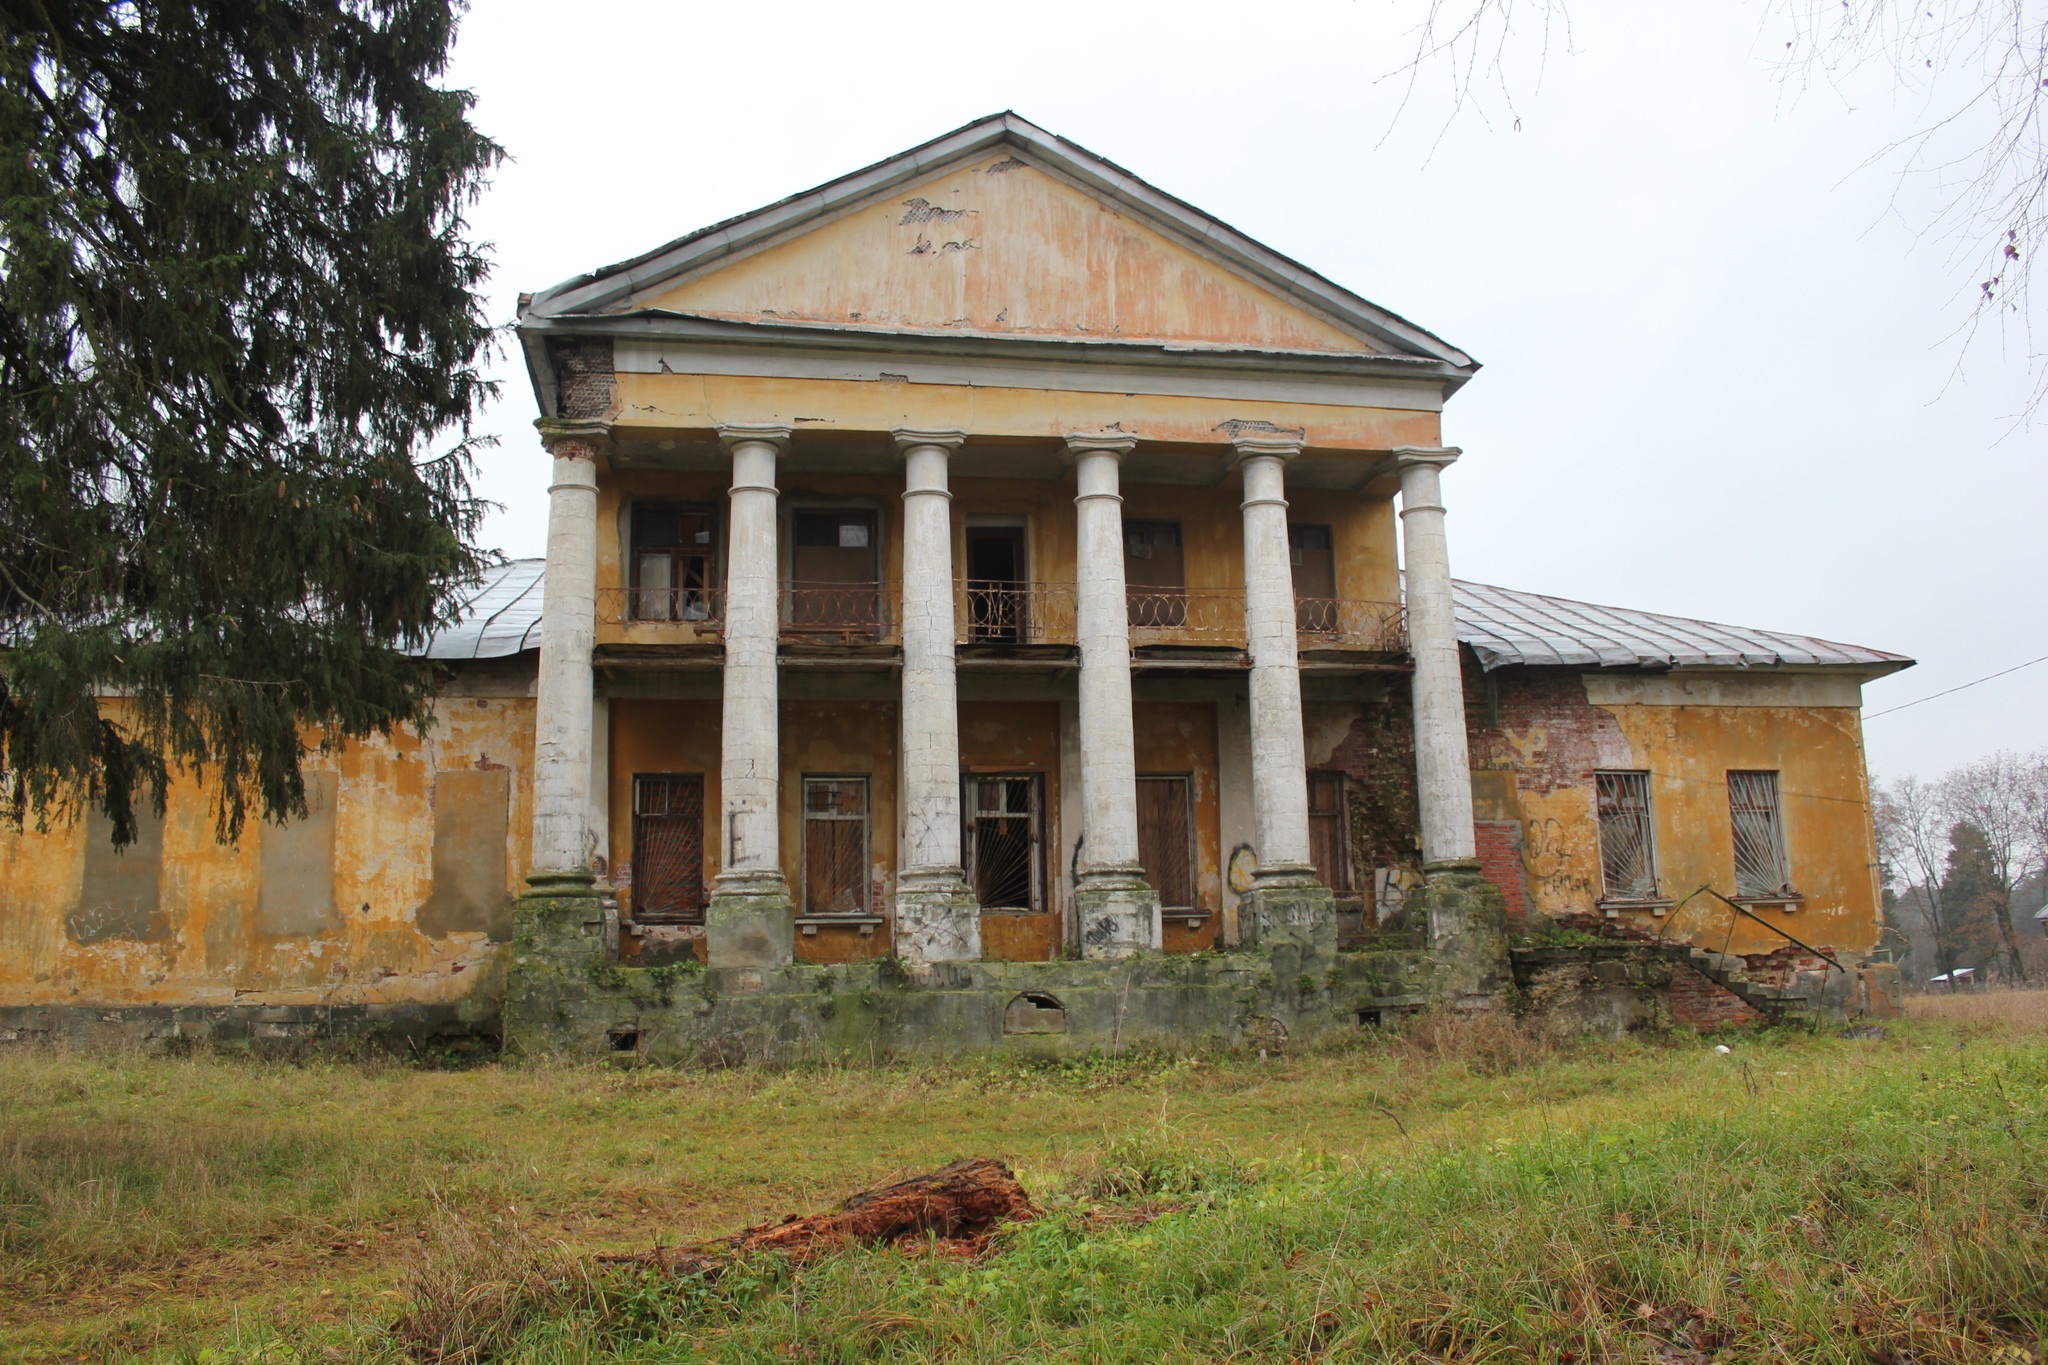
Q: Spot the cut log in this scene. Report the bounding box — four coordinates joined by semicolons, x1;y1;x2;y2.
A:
731;1157;1036;1259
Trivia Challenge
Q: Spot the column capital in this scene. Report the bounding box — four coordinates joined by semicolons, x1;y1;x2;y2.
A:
1063;431;1139;460
1392;445;1462;472
717;423;794;453
1228;434;1305;466
535;417;610;458
892;426;967;454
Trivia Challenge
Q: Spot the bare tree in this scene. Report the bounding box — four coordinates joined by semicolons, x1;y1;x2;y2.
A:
1944;750;2044;980
1390;0;2048;415
1874;773;1959;977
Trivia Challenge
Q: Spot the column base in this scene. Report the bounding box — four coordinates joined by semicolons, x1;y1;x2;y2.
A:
1073;864;1161;959
706;870;796;969
1419;859;1512;1010
506;870;609;1058
894;868;983;964
1240;864;1337;959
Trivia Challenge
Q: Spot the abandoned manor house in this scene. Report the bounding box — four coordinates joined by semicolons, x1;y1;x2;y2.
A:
0;114;1916;1057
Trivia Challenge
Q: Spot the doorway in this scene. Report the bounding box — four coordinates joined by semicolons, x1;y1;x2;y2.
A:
965;525;1027;643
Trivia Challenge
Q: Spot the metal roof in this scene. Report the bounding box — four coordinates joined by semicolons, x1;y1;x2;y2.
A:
418;559;545;659
1452;580;1914;675
415;561;1913;678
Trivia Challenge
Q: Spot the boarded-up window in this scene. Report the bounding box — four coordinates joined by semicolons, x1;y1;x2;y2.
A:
417;768;514;939
1595;771;1658;902
965;774;1043;911
632;774;705;924
1307;770;1354;894
1124;521;1186;627
64;802;168;945
789;510;881;635
803;776;869;915
257;770;341;935
631;502;718;621
1136;774;1196;910
1290;524;1337;632
1727;770;1792;899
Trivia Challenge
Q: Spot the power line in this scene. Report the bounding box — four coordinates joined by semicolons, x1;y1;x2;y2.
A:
1864;652;2048;720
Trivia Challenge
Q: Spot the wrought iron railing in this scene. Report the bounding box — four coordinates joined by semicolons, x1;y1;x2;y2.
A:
599;586;725;636
1295;597;1407;652
1126;587;1245;643
958;580;1077;645
783;581;891;641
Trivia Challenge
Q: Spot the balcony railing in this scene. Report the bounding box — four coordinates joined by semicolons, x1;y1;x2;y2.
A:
599;586;725;638
1296;598;1406;652
783;581;890;642
959;580;1076;645
1126;587;1245;643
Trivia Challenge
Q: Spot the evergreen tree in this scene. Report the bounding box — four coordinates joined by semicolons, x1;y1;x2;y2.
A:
0;1;500;843
1938;822;2008;978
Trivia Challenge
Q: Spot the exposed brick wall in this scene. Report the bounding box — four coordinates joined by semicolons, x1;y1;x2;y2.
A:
1464;663;1631;797
1667;962;1762;1029
1474;820;1532;930
552;337;616;420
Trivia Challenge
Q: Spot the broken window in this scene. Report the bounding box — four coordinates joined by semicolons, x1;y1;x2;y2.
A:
1290;524;1337;633
789;510;881;634
802;776;870;915
1124;521;1186;627
1136;774;1196;911
964;774;1043;911
1595;771;1659;902
964;525;1028;643
1307;770;1355;895
630;502;718;621
631;774;705;924
1727;770;1793;899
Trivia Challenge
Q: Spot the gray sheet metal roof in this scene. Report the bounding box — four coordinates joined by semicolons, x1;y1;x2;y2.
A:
1453;579;1914;674
419;559;545;659
415;560;1915;677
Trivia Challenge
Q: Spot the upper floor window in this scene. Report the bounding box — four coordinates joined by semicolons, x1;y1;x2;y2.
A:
1125;521;1185;627
1727;770;1794;899
789;510;881;635
1595;771;1658;902
1290;524;1336;632
630;502;717;621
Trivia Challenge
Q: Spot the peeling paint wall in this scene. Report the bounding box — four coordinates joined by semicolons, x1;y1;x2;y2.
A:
0;683;534;1012
645;154;1379;353
1465;665;1884;957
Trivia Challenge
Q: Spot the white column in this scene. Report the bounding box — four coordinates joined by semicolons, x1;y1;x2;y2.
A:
1395;446;1478;865
1233;438;1315;876
529;418;604;880
892;427;980;963
706;424;795;968
1067;433;1159;955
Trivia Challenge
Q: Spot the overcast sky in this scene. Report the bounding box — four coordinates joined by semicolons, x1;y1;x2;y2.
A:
444;0;2046;783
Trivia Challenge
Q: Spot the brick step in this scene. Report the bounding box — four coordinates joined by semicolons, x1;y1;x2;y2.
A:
1660;944;1806;1021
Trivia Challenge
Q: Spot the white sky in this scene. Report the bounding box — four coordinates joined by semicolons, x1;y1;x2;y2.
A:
444;0;2047;783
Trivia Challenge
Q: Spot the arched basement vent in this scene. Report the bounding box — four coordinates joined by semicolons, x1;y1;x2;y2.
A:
1003;991;1067;1035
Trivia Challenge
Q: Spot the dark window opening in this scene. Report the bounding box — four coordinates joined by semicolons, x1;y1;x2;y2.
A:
803;776;870;914
631;502;718;621
1003;991;1067;1034
1124;521;1186;627
965;774;1044;911
607;1028;641;1053
1290;524;1337;632
1307;770;1355;895
1136;774;1196;910
631;774;705;924
965;526;1028;643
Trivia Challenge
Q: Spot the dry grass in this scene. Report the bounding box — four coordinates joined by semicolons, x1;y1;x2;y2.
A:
2;1003;2043;1361
1906;985;2048;1029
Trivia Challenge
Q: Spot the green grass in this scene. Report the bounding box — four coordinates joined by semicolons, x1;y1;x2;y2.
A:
4;996;2045;1362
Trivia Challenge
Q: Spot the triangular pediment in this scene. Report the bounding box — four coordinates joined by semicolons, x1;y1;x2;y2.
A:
526;114;1474;369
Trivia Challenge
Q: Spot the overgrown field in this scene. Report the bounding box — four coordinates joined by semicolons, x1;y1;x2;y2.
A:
3;994;2045;1363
